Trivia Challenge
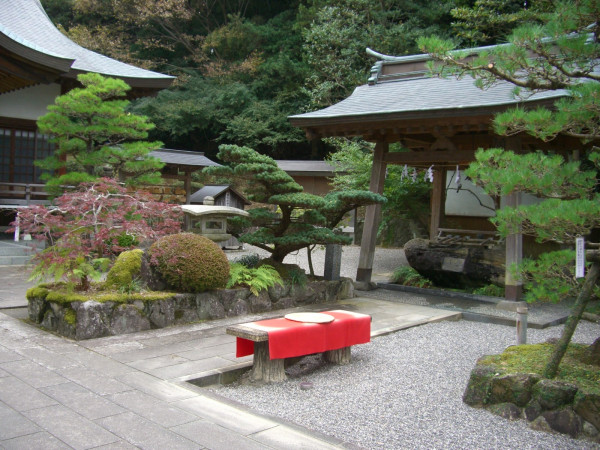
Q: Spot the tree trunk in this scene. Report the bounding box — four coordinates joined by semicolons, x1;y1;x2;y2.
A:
307;245;315;277
543;262;600;379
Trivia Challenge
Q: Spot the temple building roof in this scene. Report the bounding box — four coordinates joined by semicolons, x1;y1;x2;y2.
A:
0;0;174;94
289;47;567;141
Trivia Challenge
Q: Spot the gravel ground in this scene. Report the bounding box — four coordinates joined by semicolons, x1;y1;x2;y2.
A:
226;244;405;280
211;320;600;449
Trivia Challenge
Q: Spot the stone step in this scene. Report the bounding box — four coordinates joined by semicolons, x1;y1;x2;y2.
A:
0;255;32;265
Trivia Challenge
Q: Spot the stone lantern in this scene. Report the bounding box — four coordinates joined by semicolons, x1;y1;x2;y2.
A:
181;196;250;243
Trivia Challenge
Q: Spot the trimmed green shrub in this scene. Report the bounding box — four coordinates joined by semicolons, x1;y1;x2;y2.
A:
105;249;143;290
148;233;230;293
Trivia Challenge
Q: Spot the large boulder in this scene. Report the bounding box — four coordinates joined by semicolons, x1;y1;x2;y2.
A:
574;392;600;431
532;379;578;410
403;238;504;288
489;373;541;407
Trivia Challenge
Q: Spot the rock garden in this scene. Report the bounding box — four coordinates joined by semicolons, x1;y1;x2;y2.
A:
26;233;354;340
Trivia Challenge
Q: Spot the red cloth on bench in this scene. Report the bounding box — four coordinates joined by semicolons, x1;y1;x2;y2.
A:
235;310;371;359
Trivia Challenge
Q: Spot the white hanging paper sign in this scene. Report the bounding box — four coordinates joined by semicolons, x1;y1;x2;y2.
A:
425;165;434;183
401;165;408;181
576;237;585;278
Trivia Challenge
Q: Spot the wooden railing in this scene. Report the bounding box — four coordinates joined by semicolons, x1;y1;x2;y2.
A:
0;182;52;207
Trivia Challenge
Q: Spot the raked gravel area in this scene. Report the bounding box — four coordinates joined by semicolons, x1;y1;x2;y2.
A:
210;319;600;450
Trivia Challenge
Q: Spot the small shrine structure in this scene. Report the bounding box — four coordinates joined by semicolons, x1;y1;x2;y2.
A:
289;47;587;300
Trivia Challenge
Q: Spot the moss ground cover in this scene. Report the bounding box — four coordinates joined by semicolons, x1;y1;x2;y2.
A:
480;343;600;395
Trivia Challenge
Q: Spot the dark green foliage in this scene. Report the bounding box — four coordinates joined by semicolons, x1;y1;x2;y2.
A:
36;73;164;192
420;0;600;379
232;253;261;268
148;233;230;293
205;145;385;262
227;263;283;296
328;139;430;245
472;284;505;298
391;266;432;288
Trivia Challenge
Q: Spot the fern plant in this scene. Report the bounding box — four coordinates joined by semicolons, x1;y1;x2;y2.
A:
227;263;284;296
391;266;432;288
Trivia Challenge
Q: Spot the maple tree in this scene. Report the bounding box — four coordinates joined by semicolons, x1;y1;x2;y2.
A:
14;178;182;290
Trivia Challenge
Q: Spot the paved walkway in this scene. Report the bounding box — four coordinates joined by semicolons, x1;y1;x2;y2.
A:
0;266;460;449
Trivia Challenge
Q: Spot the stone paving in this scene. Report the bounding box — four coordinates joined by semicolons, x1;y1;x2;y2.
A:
0;255;460;449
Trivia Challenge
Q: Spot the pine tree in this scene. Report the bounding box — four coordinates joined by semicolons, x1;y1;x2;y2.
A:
419;0;600;378
204;144;385;263
37;73;164;193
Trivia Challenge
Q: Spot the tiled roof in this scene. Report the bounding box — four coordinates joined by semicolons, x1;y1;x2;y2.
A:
289;75;565;123
276;160;335;176
0;0;174;88
149;149;221;168
190;185;249;205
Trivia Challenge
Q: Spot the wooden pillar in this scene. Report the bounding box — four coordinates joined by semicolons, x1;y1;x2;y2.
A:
429;168;445;240
184;170;192;204
504;191;523;300
356;142;388;283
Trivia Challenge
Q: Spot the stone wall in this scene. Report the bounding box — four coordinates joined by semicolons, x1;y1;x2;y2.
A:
27;278;355;340
463;359;600;442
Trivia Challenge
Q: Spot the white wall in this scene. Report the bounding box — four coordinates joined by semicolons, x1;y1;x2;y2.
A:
0;84;60;120
445;170;496;217
445;170;541;217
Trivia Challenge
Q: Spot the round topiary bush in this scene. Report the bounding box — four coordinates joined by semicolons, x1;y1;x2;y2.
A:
147;233;230;293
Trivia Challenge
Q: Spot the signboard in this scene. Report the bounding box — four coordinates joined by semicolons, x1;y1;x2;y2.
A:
576;237;585;279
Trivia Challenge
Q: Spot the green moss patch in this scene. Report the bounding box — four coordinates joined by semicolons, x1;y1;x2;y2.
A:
480;343;600;395
43;289;176;304
26;286;50;300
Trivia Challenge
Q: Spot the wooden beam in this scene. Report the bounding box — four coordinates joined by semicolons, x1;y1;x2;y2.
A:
384;150;476;165
356;141;388;284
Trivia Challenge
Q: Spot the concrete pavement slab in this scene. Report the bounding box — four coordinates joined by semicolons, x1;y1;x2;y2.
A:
108;390;198;428
148;356;233;380
115;372;198;403
0;359;69;388
23;404;120;449
56;367;131;396
127;354;190;372
96;411;199;450
0;401;42;440
171;420;271;450
0;377;58;411
0;431;70;450
40;382;126;420
173;394;278;436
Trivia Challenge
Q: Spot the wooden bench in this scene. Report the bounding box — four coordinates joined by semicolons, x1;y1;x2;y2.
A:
226;310;371;382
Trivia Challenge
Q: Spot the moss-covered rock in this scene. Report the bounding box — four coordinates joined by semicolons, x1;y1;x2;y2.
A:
489;373;541;407
105;249;143;290
533;379;578;410
462;362;499;407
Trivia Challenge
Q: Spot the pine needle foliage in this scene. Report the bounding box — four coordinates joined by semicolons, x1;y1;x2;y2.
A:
204;144;385;262
420;0;600;378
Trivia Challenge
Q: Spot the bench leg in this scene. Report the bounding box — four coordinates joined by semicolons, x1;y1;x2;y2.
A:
251;341;286;382
324;346;351;365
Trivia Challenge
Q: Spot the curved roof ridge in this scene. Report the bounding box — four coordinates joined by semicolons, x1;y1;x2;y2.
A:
0;0;174;87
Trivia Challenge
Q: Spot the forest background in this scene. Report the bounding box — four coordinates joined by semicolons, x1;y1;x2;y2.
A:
41;0;549;161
